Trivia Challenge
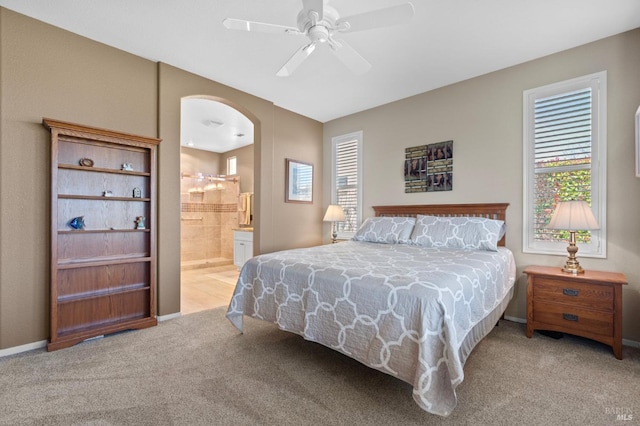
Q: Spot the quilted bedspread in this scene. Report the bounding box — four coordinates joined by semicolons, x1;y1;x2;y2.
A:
226;241;516;416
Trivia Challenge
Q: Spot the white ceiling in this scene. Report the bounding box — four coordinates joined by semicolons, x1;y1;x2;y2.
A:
180;98;254;153
2;0;640;151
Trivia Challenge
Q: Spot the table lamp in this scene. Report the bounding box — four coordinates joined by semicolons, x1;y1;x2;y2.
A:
323;204;345;244
547;200;599;274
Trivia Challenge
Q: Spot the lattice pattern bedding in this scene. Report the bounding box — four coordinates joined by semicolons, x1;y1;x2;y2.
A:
226;240;516;416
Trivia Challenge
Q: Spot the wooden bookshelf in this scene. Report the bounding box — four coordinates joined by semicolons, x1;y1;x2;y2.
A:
43;118;161;351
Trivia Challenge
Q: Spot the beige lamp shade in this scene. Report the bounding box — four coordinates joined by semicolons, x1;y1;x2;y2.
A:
323;204;345;222
547;200;599;231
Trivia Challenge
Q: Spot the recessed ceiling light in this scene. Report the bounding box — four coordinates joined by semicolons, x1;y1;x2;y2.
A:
203;119;224;128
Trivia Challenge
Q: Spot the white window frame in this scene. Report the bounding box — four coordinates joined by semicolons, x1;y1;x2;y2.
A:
227;156;237;176
331;131;363;240
522;71;607;258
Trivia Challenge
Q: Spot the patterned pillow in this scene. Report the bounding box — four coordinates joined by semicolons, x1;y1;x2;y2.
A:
352;217;416;244
410;215;505;251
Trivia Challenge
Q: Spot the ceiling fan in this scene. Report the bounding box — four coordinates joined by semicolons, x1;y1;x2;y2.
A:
222;0;415;77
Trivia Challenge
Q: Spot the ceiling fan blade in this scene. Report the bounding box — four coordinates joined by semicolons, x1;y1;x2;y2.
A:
336;2;415;33
302;0;324;23
223;18;301;35
329;39;371;75
276;43;317;77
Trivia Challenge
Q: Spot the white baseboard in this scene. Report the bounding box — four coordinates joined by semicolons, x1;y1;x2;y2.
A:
157;312;181;322
0;339;47;358
0;313;180;358
504;315;526;324
1;314;181;358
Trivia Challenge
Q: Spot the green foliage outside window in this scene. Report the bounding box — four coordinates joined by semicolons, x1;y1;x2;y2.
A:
534;158;592;243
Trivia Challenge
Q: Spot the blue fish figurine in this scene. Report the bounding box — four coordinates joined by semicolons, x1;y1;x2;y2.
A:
69;216;85;230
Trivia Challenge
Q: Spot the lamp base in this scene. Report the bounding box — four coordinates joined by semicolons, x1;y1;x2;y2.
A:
561;263;584;275
561;231;585;274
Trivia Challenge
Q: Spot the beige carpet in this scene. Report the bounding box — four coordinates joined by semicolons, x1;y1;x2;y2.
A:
0;307;638;425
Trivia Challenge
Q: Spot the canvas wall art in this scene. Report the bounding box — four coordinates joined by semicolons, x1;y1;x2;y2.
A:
404;140;453;193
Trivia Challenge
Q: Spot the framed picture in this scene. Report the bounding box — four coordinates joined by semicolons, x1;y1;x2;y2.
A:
285;158;313;203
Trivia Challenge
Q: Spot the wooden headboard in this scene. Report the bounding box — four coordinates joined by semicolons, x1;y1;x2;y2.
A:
372;203;509;246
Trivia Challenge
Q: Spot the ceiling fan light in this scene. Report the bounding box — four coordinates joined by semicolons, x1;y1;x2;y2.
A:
224;1;413;77
308;25;329;43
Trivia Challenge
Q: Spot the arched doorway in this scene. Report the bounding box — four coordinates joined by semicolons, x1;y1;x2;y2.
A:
179;96;256;314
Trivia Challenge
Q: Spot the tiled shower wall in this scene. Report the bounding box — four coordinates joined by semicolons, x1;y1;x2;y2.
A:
180;178;239;264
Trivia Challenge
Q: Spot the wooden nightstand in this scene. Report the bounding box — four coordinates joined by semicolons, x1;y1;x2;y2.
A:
524;265;627;359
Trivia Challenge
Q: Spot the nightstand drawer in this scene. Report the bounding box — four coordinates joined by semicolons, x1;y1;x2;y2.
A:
533;301;613;337
532;278;613;311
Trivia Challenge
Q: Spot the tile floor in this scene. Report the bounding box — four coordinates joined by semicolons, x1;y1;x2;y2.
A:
180;264;239;315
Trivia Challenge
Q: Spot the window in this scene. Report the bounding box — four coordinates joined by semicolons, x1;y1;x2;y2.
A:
523;71;606;257
331;131;362;238
227;156;237;175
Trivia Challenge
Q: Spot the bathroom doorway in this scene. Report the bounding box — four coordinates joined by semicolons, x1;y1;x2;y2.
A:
179;96;254;314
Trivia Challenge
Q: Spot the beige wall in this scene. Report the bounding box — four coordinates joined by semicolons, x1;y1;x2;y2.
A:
0;8;323;349
272;108;324;252
323;29;640;342
156;63;323;314
0;8;158;349
180;146;221;176
224;144;254;196
224;144;255;223
180;147;237;264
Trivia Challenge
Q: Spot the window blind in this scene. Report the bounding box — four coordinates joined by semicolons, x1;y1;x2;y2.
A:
534;88;592;167
335;139;359;233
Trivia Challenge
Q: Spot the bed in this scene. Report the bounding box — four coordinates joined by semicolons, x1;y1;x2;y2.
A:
226;203;516;416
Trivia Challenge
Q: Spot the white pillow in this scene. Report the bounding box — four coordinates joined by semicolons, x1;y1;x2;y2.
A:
352;217;416;244
410;215;505;251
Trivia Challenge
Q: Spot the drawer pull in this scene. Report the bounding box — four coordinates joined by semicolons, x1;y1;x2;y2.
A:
562;288;579;296
562;313;579;322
